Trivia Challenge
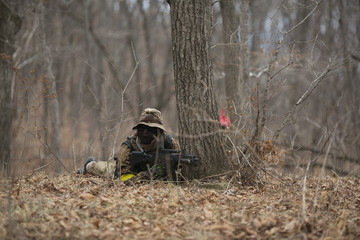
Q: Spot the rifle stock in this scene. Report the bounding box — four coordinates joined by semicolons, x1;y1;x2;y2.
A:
129;149;198;180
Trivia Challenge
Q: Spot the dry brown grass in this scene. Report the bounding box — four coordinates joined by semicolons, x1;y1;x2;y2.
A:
1;172;359;239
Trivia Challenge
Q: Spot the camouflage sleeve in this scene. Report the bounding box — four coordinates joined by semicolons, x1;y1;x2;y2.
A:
171;137;181;151
115;144;132;174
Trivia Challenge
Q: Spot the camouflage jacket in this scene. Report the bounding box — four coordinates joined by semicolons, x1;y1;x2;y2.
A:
114;133;180;175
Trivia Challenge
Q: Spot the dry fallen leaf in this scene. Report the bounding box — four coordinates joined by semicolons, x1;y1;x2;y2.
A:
253;218;262;229
283;219;299;233
204;208;213;219
206;223;235;232
0;227;6;239
80;192;96;200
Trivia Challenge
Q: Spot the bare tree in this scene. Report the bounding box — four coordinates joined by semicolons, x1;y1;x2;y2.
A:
38;0;63;173
0;0;21;176
239;0;250;92
169;0;232;179
219;0;241;122
248;0;267;55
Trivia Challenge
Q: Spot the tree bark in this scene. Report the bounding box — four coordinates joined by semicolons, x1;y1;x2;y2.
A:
137;0;157;107
338;0;359;155
0;0;21;176
249;0;266;54
239;0;249;94
38;0;63;173
219;0;241;122
169;0;231;179
120;0;143;116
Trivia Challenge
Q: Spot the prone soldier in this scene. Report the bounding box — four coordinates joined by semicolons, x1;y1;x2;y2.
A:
77;108;196;182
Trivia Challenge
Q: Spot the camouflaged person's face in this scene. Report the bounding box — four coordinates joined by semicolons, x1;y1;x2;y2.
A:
136;125;160;144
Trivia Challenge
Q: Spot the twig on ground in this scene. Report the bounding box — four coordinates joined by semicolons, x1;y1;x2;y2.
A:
302;126;333;221
302;161;310;221
312;136;333;211
31;162;53;174
197;171;233;181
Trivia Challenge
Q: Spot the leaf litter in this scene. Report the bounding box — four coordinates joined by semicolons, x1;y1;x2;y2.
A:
0;172;359;239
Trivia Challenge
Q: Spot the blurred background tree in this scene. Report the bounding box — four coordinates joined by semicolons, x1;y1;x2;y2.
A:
0;0;21;177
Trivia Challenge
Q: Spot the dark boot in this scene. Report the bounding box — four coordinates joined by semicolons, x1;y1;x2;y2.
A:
77;156;96;174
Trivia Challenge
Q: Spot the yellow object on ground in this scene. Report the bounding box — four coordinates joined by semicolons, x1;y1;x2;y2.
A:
120;174;135;182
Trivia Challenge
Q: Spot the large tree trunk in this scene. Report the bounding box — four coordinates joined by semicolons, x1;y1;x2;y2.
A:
0;1;21;176
169;0;231;179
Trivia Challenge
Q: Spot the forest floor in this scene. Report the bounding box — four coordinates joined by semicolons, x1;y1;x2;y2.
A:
0;172;359;240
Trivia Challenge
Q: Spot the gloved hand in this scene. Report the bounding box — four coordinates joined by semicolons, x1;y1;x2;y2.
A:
146;164;166;179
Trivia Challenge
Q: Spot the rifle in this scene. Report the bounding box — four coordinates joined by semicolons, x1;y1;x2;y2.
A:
129;149;198;181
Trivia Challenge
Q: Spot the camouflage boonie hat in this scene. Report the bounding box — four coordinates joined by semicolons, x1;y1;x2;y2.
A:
132;108;166;132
